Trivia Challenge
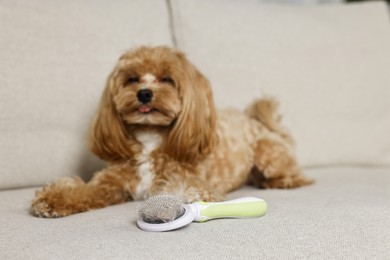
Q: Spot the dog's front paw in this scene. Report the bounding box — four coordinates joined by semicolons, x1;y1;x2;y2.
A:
32;198;65;218
198;190;225;202
180;189;224;203
32;188;65;218
31;177;85;218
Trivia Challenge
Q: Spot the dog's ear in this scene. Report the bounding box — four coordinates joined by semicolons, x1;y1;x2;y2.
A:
89;72;134;162
164;52;217;162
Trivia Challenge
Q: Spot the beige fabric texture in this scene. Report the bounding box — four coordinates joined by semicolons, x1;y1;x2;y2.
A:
0;0;172;189
171;0;390;168
1;2;389;259
0;167;389;259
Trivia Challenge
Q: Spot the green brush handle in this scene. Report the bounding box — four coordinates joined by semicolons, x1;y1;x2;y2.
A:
193;197;268;222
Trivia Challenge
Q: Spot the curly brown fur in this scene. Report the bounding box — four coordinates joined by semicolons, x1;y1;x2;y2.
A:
31;46;313;218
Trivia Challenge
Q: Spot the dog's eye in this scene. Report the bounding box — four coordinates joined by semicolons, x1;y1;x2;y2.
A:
161;77;175;85
127;77;139;84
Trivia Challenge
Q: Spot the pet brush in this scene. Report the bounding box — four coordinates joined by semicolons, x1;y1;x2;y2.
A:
136;194;268;232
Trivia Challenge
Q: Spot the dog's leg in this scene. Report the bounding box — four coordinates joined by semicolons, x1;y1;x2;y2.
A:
246;98;313;189
150;173;224;203
31;164;135;218
250;136;313;189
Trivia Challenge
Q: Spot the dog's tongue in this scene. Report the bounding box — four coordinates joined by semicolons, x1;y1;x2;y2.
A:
139;105;152;113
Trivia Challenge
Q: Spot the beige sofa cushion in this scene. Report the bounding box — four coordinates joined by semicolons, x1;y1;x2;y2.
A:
0;0;172;189
1;167;389;258
171;0;390;167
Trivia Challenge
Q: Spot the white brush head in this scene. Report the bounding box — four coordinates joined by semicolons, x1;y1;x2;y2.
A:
137;194;185;224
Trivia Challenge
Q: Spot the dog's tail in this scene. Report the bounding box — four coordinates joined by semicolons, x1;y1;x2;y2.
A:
245;97;293;144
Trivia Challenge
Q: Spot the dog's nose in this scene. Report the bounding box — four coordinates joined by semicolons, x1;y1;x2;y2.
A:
137;89;153;103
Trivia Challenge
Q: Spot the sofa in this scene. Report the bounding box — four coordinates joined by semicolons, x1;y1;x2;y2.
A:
1;0;389;259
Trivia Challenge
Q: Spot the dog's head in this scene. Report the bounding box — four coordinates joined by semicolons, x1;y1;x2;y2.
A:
90;46;216;162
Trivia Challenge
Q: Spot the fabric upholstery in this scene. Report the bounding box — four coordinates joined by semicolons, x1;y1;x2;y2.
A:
171;0;390;167
0;167;389;259
1;2;389;259
0;0;172;189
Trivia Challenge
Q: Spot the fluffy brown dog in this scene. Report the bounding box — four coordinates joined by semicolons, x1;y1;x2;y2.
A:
32;46;313;218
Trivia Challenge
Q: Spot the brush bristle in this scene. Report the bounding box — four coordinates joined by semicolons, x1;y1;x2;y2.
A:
137;194;185;224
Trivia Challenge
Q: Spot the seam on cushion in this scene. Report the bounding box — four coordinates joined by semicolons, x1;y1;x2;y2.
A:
165;0;178;47
303;164;390;170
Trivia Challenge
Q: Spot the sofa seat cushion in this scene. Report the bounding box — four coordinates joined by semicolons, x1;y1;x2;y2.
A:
1;167;389;259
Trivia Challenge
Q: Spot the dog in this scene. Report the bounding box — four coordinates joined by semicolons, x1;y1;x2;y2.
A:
31;46;313;218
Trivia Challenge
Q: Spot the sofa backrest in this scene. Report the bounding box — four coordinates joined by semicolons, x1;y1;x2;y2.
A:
1;0;390;190
0;0;172;189
170;0;390;167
